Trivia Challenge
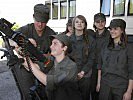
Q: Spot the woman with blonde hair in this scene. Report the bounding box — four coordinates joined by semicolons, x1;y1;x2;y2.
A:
69;15;96;100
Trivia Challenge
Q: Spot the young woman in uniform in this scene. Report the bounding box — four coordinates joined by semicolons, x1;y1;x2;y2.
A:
69;15;96;100
96;19;133;100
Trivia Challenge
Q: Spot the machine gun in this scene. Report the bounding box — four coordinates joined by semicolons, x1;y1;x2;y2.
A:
0;18;46;62
0;18;48;100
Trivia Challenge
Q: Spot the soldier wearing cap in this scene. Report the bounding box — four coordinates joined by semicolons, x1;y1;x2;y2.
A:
22;33;82;100
90;13;110;100
96;19;133;100
12;3;56;100
16;3;56;53
62;18;73;36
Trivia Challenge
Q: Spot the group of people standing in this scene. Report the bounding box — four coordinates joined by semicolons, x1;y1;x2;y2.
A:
8;3;133;100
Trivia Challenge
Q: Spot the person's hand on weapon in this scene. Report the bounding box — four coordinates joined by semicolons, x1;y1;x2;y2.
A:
2;39;21;56
0;18;46;63
28;38;37;47
22;57;37;71
22;56;47;85
8;38;37;57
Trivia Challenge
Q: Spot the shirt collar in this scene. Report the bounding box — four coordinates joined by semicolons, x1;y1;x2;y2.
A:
108;43;126;51
71;33;83;41
54;56;69;67
96;29;107;37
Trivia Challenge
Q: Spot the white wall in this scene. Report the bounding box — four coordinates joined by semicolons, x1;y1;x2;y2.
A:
48;0;101;32
0;0;46;26
76;0;100;29
0;0;133;34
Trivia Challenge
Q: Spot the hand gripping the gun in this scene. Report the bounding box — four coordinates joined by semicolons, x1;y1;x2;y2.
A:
0;18;46;63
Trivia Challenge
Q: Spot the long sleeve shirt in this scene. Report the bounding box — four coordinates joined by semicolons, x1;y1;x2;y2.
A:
97;43;133;88
69;33;96;77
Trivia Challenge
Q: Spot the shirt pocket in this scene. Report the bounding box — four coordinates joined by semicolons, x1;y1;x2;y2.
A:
102;50;111;64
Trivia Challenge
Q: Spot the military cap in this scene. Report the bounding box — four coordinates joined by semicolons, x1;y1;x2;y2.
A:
94;13;106;22
50;34;72;53
66;18;73;26
109;19;126;29
33;4;50;23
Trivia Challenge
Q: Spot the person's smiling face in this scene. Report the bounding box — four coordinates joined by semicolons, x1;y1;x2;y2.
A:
34;19;47;33
109;27;123;40
74;18;85;31
50;39;64;57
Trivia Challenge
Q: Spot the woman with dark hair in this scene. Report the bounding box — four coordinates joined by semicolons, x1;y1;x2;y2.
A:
96;19;133;100
63;18;73;36
69;15;96;100
90;13;110;100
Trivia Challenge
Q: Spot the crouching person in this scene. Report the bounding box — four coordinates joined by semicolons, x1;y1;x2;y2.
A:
22;34;82;100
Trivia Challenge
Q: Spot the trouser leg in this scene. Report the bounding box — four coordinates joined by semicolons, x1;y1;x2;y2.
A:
99;81;112;100
112;87;127;100
78;77;91;100
90;68;99;100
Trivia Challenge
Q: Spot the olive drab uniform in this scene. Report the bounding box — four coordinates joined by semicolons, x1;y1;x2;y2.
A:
97;43;133;100
69;32;96;100
90;28;110;100
16;23;56;53
38;56;82;100
12;23;55;100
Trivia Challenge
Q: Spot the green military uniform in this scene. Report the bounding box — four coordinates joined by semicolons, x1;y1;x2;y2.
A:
90;28;110;100
14;23;55;100
69;33;96;100
97;43;133;100
38;56;82;100
9;4;56;100
90;12;110;100
16;23;55;53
